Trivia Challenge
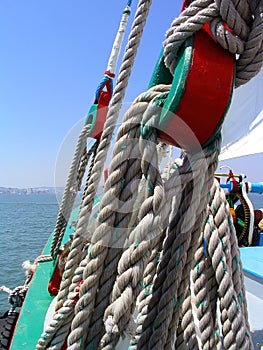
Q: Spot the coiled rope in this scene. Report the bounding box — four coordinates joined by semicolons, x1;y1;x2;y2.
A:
164;0;263;87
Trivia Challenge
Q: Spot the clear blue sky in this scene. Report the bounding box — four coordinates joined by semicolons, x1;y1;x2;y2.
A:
0;0;262;188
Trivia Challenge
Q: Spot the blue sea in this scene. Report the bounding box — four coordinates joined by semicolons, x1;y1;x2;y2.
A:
0;194;59;312
0;192;262;313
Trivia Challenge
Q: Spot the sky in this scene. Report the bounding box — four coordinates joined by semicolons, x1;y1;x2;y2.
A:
0;0;262;188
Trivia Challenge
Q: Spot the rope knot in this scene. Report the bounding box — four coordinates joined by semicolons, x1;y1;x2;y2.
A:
164;0;263;87
8;286;28;311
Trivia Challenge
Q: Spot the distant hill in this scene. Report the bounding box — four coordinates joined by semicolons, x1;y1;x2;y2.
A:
0;187;64;194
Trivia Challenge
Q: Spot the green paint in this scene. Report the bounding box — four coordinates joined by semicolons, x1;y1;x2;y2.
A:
212;204;217;214
123;8;131;15
147;178;154;194
200;300;205;308
89;338;95;350
143;283;153;296
177;295;183;310
232;295;239;313
158;37;193;131
176;245;182;266
85;103;98;134
148;48;173;89
88;245;93;260
239;292;243;304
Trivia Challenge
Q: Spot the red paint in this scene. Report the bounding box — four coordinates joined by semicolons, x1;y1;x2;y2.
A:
90;75;113;139
48;251;63;297
61;339;68;350
158;27;234;150
48;262;62;296
227;170;239;192
104;168;109;182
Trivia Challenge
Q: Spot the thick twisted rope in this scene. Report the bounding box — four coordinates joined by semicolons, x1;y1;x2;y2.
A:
201;179;253;349
100;107;166;349
36;257;88;350
164;0;263;87
36;143;99;350
50;122;93;259
53;140;100;313
84;94;170;350
83;112;144;350
45;0;153;336
174;287;199;350
133;139;220;350
100;140;167;348
39;1;263;349
67;87;168;350
63;1;153;348
192;213;221;349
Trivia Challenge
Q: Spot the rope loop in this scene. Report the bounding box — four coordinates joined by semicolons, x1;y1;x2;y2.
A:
140;92;168;140
164;0;263;86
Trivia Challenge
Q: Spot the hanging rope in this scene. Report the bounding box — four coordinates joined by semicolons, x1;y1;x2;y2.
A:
50;122;94;260
49;0;134;261
36;0;263;349
164;0;263;87
36;0;151;349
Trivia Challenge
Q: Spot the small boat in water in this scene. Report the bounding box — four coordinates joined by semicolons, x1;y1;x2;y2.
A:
1;0;263;349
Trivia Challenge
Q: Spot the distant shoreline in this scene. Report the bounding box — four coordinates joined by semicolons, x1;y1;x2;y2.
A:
0;187;63;195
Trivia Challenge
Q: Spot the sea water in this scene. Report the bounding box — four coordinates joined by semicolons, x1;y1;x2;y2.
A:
0;192;262;313
0;194;59;312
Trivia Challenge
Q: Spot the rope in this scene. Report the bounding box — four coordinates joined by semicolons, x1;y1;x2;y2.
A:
199;180;253;349
36;143;99;350
36;141;99;350
49;0;134;263
132;139;220;350
0;286;28;314
34;254;53;263
73;86;169;350
164;0;263;87
37;1;154;349
101;100;167;349
174;288;198;350
53;139;99;312
37;1;263;349
50;122;93;260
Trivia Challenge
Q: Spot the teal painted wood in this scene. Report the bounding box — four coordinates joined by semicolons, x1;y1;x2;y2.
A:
240;246;263;280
